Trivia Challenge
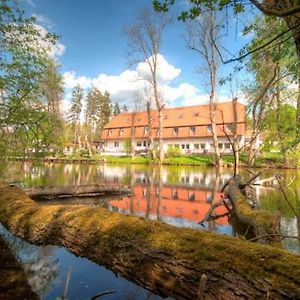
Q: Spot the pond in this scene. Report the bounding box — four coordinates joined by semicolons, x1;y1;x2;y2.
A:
0;161;299;298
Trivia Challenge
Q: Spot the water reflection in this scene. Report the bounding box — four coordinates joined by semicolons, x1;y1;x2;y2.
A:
2;161;299;252
0;225;170;300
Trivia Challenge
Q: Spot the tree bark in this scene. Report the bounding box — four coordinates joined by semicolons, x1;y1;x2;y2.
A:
22;184;130;200
0;182;299;300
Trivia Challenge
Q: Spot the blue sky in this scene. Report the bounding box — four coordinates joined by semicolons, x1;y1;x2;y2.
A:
24;0;256;109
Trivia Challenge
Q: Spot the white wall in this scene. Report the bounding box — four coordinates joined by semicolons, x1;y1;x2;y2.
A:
103;136;245;155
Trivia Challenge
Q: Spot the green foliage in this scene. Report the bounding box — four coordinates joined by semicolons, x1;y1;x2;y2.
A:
124;139;132;155
165;145;182;158
264;104;297;153
0;0;63;157
113;102;121;116
85;88;112;138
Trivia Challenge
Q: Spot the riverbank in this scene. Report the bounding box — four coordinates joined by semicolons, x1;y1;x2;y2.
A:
7;152;300;169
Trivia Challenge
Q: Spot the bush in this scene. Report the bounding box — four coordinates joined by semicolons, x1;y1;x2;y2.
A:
166;145;182;158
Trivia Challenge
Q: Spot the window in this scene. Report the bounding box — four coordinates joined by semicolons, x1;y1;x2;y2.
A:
206;193;213;202
207;125;212;132
119;128;124;136
173;127;179;135
181;144;185;149
218;143;223;149
190;126;196;135
225;143;231;149
186;144;190;150
144;126;149;133
114;141;119;147
143;141;147;147
200;144;205;149
194;144;199;150
172;190;178;199
137;141;142;147
108;130;112;136
188;192;195;201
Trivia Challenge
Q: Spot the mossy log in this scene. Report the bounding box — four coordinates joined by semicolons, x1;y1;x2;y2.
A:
225;177;281;245
0;236;38;300
0;182;299;299
22;184;130;200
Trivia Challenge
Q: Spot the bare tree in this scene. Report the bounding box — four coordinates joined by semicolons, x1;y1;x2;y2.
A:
125;6;171;163
185;12;222;167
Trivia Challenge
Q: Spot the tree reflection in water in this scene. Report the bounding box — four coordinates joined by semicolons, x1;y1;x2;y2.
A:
0;224;59;297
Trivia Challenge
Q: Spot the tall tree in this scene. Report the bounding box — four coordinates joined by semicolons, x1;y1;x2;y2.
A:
85;88;111;155
68;85;84;149
185;12;222;167
113;102;121;116
125;6;171;163
41;59;64;116
0;1;61;156
245;16;299;165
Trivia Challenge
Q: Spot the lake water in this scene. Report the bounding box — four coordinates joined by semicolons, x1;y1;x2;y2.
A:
0;161;299;299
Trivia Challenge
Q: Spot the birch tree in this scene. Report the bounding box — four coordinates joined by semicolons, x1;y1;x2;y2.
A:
185;12;222;167
125;6;171;163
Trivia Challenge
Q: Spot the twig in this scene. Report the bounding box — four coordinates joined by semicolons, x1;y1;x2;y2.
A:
249;234;299;242
63;266;72;299
91;290;116;300
198;198;225;224
275;176;299;220
197;274;207;300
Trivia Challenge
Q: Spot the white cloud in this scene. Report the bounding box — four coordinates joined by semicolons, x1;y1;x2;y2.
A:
63;71;92;90
34;24;66;57
63;54;234;110
33;14;54;29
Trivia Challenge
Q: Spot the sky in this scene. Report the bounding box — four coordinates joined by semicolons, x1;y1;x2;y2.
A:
24;0;257;110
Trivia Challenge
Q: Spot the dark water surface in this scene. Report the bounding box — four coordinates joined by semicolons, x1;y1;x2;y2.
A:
0;162;299;299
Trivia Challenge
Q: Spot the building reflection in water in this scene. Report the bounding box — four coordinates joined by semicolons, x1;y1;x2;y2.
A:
107;167;232;235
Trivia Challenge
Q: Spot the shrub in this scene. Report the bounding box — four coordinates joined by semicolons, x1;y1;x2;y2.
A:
166;145;182;158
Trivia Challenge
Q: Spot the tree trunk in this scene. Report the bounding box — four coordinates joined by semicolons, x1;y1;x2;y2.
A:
147;101;156;160
22;184;130;200
248;132;258;167
209;100;221;167
157;106;164;163
131;112;136;158
0;182;299;300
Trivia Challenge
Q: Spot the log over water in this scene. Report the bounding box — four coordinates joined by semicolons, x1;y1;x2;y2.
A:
0;182;299;299
22;184;131;200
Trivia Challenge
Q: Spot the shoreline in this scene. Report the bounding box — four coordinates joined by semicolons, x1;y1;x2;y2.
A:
2;155;299;170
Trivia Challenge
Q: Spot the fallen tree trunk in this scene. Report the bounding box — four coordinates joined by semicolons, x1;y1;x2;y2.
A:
22;184;131;200
225;176;281;245
0;182;299;299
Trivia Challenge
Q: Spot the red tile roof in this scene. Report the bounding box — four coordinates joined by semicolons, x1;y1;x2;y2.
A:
102;101;246;140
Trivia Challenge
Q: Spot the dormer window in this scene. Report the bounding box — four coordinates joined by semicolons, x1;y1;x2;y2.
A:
173;127;179;135
178;114;183;119
190;126;196;135
119;128;124;136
